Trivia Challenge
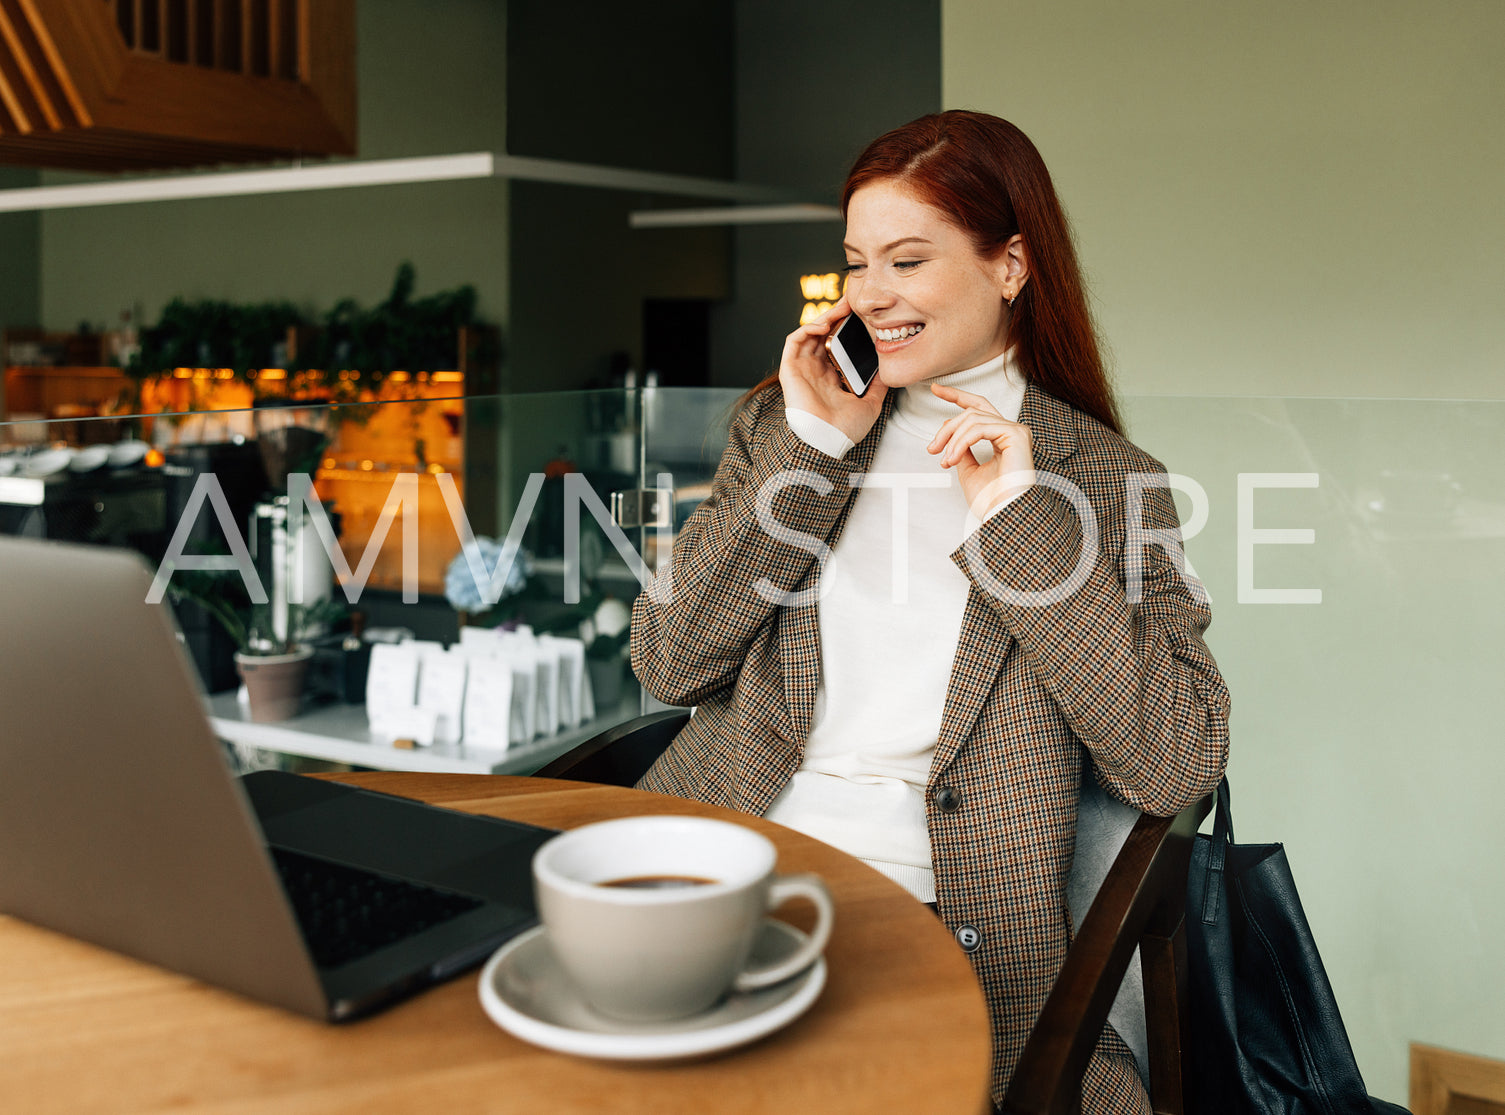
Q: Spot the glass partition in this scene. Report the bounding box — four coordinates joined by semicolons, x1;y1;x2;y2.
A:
1121;395;1504;1095
0;390;654;776
641;385;744;525
4;387;1499;1092
641;388;1504;1094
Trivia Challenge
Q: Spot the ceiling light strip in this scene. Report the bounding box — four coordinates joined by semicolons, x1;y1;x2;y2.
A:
0;153;498;212
0;152;800;213
495;154;791;203
629;203;842;228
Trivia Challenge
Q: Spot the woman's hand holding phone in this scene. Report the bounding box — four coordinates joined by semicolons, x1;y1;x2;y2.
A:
778;297;888;446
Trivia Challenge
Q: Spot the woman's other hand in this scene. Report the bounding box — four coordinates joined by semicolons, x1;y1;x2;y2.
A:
926;383;1036;517
778;297;888;445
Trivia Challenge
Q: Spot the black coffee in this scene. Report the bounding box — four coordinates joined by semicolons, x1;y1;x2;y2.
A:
600;875;717;890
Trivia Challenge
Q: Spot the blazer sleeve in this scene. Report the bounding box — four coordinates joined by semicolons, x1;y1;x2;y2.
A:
630;389;861;707
950;450;1230;817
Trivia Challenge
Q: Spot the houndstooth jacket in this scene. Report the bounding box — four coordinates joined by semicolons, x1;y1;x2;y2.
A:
630;381;1231;1112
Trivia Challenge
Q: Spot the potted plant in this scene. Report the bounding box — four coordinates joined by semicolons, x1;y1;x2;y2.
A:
443;535;535;628
232;599;345;722
166;565;344;722
127;261;487;405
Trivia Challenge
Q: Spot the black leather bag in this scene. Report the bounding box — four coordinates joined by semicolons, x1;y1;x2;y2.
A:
1185;779;1409;1115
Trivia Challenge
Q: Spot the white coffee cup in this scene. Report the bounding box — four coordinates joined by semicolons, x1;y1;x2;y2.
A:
532;815;834;1022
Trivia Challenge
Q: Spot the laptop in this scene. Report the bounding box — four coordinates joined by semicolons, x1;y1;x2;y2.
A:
0;536;555;1021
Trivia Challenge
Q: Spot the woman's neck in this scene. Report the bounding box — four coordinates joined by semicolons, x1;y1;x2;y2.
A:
894;349;1026;435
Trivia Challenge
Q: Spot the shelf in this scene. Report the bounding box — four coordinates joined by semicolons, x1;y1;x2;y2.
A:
207;691;643;776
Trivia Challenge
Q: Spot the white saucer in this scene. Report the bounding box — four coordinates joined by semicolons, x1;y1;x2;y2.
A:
478;918;826;1061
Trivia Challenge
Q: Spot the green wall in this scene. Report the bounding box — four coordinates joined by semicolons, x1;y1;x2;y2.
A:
945;1;1505;1102
944;1;1505;401
39;0;510;336
505;0;735;392
709;0;941;388
0;168;40;336
0;167;40;420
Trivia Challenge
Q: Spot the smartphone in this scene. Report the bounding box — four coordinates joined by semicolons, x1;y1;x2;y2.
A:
824;315;880;397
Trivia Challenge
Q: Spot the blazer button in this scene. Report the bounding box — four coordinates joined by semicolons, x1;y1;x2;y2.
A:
956;924;982;953
934;786;961;813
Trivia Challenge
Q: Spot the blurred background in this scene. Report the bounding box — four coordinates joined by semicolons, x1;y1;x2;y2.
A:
1;3;1501;1105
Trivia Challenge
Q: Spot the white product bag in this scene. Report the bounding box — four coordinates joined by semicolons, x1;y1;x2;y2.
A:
365;642;422;741
417;649;468;744
495;631;556;738
461;655;516;750
458;626;505;651
540;635;587;730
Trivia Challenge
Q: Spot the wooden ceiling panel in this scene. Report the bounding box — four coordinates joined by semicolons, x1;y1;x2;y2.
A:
0;10;46;131
0;0;79;131
0;128;295;172
0;0;353;170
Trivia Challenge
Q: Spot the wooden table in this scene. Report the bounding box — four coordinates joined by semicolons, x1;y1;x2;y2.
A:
0;773;993;1114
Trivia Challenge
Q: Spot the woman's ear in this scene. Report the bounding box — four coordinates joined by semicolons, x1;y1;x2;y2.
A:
991;234;1030;303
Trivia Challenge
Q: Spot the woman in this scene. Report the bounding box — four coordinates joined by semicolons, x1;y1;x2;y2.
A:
630;110;1230;1113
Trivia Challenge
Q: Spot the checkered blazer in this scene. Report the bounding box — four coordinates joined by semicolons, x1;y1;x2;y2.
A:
631;381;1231;1112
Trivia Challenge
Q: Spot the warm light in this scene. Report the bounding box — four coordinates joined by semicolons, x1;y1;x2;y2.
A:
427;462;445;474
800;272;845;324
215;368;234;379
389;371;410;382
360;459;374;471
432;371;464;383
259;368;286;381
144;449;165;468
800;273;842;301
173;368;192;379
800;300;834;324
323;457;336;469
193;370;210;380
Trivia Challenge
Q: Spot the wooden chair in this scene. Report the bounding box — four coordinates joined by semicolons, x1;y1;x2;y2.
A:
539;712;1211;1115
534;709;691;785
1001;793;1212;1115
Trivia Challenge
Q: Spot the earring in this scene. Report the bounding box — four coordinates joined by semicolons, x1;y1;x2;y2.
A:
1006;292;1016;308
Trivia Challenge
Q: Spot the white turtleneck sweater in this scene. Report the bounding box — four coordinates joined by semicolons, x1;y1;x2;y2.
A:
764;350;1027;901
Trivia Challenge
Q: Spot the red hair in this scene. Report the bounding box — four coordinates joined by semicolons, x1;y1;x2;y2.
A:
746;111;1121;435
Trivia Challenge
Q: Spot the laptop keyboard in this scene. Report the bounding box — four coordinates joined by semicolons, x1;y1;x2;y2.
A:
269;846;484;970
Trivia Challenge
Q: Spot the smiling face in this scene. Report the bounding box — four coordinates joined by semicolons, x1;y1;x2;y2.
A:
842;180;1019;389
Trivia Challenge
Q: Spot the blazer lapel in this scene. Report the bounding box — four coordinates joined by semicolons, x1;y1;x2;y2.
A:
931;588;1014;775
1018;381;1076;469
930;383;1078;776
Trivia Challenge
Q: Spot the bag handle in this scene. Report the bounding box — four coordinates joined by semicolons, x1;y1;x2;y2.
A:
1200;777;1234;925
